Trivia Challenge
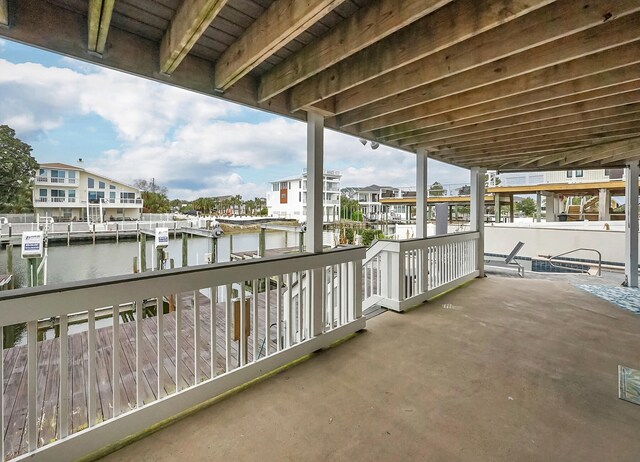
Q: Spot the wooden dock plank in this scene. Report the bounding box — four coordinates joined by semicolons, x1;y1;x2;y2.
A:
1;287;288;459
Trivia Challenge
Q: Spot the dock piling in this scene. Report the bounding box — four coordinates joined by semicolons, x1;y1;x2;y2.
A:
182;233;188;267
140;233;147;272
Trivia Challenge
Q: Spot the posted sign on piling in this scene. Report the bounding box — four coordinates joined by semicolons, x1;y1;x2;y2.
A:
155;228;169;248
21;231;44;258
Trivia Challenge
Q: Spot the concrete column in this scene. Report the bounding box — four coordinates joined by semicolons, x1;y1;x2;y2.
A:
470;167;486;277
509;194;515;223
306;112;324;336
546;193;556;222
625;162;639;288
536;192;542;222
435;203;448;236
494;192;501;223
416;149;428;238
598;188;611;221
306;112;324;253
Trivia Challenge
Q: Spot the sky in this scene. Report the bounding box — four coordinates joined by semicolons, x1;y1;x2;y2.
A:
0;38;469;200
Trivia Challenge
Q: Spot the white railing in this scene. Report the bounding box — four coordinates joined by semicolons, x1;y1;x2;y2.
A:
0;221;195;238
363;232;480;312
35;177;79;185
0;247;364;461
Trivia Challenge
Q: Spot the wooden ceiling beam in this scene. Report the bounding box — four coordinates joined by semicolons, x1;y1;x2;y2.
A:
502;138;640;169
257;0;451;103
396;80;640;146
348;16;640;131
412;109;640;151
0;0;8;27
214;0;345;92
425;122;640;160
88;0;115;54
331;1;640;121
442;132;640;161
372;67;640;142
286;0;551;111
358;40;640;131
159;0;230;75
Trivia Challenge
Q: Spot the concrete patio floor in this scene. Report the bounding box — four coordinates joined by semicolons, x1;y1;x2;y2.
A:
98;276;640;462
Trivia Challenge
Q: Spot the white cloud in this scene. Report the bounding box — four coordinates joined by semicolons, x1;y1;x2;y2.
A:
0;57;470;199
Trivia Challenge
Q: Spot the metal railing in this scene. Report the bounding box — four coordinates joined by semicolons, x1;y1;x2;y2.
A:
545;248;602;276
0;247;365;461
363;232;480;312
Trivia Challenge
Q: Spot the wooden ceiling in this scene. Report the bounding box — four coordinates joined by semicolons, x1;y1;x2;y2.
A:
1;0;640;171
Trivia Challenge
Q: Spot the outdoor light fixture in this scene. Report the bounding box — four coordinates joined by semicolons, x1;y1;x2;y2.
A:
359;139;380;150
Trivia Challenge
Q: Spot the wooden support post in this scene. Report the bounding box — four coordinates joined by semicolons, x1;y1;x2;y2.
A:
182;232;188;267
307;111;324;337
416;148;428;238
229;233;233;255
259;227;266;257
494;193;501;223
536;192;542;223
625;162;639;288
211;237;218;263
6;244;13;290
115;223;119;243
67;224;71;246
470;167;486;278
140;233;147;272
92;223;96;244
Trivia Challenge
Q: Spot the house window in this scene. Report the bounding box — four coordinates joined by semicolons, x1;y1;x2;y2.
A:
120;192;135;203
68;190;76;202
299;192;302;202
89;191;104;203
99;181;105;189
51;170;66;183
566;170;572;178
299;180;302;188
39;189;47;197
575;170;583;177
88;177;95;188
39;168;45;175
273;183;279;192
110;184;116;189
67;171;76;182
62;208;72;219
110;191;116;203
51;189;65;198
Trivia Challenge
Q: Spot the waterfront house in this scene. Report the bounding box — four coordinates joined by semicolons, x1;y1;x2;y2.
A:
266;170;341;223
1;2;640;461
33;163;143;223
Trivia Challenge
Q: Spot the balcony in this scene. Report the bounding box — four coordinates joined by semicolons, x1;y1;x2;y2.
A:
2;231;639;461
99;273;640;461
34;197;77;206
35;176;79;185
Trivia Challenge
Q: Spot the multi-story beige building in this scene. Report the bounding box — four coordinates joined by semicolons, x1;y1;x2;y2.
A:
33;163;143;222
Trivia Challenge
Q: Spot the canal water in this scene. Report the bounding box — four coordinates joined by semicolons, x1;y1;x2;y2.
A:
0;231;298;347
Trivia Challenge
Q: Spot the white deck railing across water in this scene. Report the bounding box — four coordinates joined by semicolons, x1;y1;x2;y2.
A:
363;232;480;312
0;247;365;461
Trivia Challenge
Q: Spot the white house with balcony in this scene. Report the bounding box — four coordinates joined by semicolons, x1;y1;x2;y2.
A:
33;163;143;222
266;169;341;223
343;185;415;221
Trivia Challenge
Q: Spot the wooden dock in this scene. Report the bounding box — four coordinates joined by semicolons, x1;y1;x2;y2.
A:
1;290;282;460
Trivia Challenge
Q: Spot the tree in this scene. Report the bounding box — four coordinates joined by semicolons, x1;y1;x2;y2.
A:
134;178;171;213
133;178;168;195
458;185;471;195
340;195;363;221
516;197;537;217
0;125;38;212
429;181;445;197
